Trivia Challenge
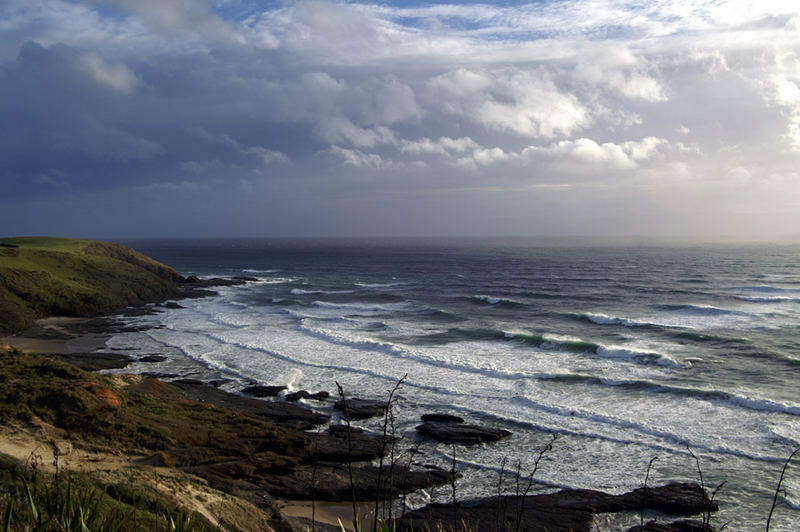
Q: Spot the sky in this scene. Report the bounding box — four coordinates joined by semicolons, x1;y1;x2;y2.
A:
1;0;799;239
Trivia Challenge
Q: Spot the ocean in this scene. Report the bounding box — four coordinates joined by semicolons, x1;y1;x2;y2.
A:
111;238;800;530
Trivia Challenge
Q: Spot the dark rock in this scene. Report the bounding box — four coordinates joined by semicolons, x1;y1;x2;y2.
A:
242;385;287;397
141;372;180;379
310;427;388;462
172;380;328;430
180;287;218;299
334;398;387;419
46;352;133;371
286;390;330;401
312;390;330;399
328;424;363;435
421;413;464;423
415;421;512;444
171;378;206;386
248;463;455;502
629;520;717;532
180;276;247;288
162;302;185;309
309;390;330;400
285;390;310;401
209;379;230;388
401;482;717;532
139;355;167;363
232;276;259;282
621;483;719;515
120;307;161;317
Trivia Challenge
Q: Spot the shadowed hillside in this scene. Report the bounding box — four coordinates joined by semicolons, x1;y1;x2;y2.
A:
0;237;183;334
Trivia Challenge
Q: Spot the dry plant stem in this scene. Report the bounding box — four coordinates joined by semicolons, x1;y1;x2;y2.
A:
641;456;658;529
335;381;359;532
687;446;719;530
451;445;458;532
514;434;557;532
373;374;407;531
496;456;508;532
387;411;403;522
312;426;320;532
398;442;421;527
766;446;800;532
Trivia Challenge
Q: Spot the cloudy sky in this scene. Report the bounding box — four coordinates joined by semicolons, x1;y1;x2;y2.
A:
1;0;799;239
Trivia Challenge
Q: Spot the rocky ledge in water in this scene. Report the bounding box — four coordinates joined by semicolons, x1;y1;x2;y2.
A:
171;379;328;431
285;390;331;401
241;384;288;397
139;354;167;363
630;519;717;532
416;420;512;444
401;482;718;532
334;397;388;419
421;413;465;423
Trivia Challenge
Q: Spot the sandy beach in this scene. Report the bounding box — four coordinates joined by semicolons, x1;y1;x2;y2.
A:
3;316;111;354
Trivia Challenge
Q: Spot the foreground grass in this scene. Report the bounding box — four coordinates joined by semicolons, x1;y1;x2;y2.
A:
0;452;215;531
0;237;183;335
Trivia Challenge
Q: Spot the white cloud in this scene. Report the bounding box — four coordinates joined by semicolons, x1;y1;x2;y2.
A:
326;146;383;168
573;47;666;102
429;68;589;138
400;136;479;156
79;52;138;93
315;118;396;148
457;147;518;168
243;146;289;165
622;137;668;161
522;137;672;171
3;0;800;237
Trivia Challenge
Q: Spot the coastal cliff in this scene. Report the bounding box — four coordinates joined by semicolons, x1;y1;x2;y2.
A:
0;237;183;334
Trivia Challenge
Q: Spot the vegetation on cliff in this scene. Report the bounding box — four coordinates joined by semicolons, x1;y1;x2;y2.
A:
0;237;183;334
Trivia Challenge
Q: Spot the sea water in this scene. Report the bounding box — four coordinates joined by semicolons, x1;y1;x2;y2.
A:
108;238;800;530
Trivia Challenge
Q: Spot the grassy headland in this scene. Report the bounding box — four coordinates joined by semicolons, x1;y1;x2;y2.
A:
0;237;183;335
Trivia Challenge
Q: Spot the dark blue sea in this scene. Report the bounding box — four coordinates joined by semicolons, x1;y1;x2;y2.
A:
113;238;800;530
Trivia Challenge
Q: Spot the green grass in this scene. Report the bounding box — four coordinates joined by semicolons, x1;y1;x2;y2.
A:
0;237;184;335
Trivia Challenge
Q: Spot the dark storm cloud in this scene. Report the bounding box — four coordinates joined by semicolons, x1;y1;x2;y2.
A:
1;0;799;238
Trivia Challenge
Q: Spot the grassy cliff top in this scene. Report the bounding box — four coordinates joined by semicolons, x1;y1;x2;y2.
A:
0;237;184;334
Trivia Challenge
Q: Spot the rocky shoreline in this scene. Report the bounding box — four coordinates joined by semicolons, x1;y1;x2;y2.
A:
3;276;722;531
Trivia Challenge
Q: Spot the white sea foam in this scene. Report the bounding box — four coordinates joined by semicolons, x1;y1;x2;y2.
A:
254;277;300;284
585;312;648;327
355;281;405;288
291;288;354;295
734;295;799;303
311;300;413;313
473;295;525;306
594;345;686;368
